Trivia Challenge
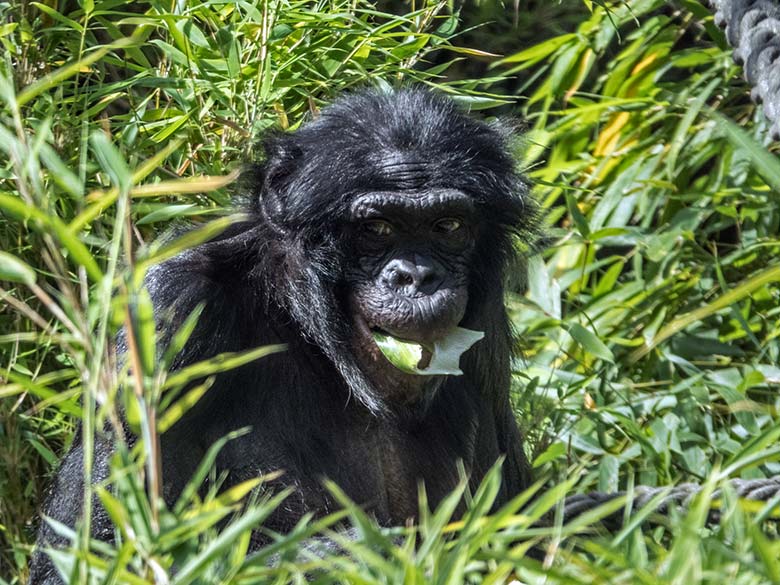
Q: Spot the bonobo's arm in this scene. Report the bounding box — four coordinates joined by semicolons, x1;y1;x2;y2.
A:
500;406;533;493
30;225;256;585
28;435;116;585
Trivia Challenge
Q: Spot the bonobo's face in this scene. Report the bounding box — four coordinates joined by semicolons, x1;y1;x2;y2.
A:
345;189;476;403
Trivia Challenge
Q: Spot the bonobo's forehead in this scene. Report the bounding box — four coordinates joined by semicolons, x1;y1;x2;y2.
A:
293;90;516;196
351;190;475;219
372;156;433;191
258;89;531;233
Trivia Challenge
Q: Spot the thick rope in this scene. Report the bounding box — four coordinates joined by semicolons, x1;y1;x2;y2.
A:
709;0;780;139
563;476;780;522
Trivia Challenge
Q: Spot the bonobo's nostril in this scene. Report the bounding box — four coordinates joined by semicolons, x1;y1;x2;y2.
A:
396;271;414;287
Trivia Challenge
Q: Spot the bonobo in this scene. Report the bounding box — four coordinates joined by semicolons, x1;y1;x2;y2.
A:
31;88;538;583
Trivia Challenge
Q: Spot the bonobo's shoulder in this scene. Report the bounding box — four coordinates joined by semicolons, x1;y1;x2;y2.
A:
144;219;264;304
144;251;221;328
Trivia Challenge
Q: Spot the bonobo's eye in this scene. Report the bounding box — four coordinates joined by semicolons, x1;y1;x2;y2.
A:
433;218;462;233
363;219;394;237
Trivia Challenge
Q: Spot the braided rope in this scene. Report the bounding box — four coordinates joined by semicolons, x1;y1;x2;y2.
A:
709;0;780;138
563;476;780;522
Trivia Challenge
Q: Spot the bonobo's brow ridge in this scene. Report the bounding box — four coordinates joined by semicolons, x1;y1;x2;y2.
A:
350;190;476;218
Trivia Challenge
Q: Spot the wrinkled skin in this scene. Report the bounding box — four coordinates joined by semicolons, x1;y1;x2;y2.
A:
30;88;537;585
347;189;475;403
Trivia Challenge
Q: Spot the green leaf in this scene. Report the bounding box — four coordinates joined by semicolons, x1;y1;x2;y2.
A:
39;142;84;199
90;132;131;193
570;323;615;363
17;37;137;106
127;287;156;377
163;344;287;390
566;191;590;237
532;442;566;467
0;194;102;282
0;251;36;286
495;33;577;66
631;265;780;361
171;491;292;585
372;332;423;374
137;203;200;225
714;111;780;195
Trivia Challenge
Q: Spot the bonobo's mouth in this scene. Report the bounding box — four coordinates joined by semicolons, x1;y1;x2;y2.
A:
349;315;434;404
346;292;483;404
367;324;434;370
352;315;428;374
353;312;484;379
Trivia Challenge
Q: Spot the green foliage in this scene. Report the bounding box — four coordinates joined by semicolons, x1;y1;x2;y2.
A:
1;0;779;583
0;1;477;579
507;0;780;502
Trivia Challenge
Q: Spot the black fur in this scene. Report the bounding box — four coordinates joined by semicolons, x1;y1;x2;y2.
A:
31;88;536;584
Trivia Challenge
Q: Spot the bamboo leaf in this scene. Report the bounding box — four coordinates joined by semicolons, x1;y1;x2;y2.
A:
0;251;36;286
631;265;780;361
714;111;780;195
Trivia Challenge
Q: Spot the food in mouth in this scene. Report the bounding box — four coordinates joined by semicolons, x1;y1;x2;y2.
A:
372;327;484;375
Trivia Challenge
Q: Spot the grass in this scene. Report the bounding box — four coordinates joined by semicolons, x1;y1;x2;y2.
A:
1;0;779;583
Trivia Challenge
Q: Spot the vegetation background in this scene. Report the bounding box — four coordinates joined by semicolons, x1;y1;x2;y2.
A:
1;0;779;583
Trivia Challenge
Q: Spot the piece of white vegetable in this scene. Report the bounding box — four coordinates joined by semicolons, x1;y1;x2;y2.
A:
372;327;484;376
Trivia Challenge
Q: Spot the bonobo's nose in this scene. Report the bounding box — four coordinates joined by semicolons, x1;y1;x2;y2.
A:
380;258;441;295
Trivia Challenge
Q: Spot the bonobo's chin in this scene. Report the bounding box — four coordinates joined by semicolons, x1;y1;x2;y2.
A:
350;312;446;406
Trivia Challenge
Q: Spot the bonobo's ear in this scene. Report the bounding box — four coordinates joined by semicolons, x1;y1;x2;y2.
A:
475;117;538;233
251;133;304;227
